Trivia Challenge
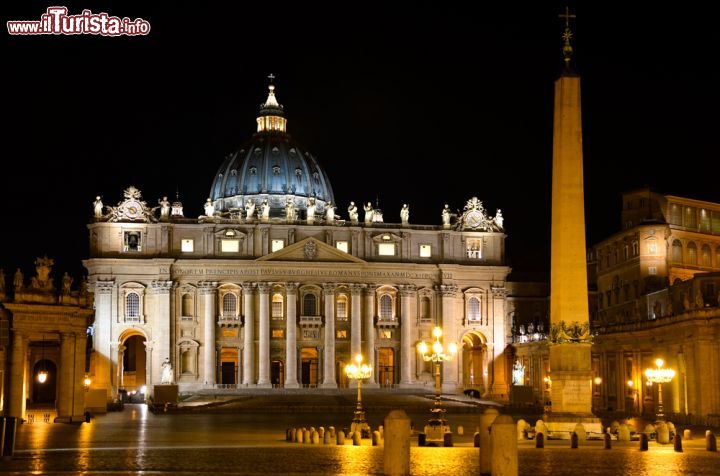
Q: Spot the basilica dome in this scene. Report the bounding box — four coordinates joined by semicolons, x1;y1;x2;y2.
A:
209;84;335;216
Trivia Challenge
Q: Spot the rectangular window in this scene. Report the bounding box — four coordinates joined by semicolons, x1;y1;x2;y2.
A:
221;239;239;253
181;239;194;252
380;330;392;339
336;330;347;339
271;239;285;252
272;329;284;339
684;206;697;228
699;209;711;232
648;266;657;275
335;241;349;253
419;244;432;258
467;239;482;259
123;231;142;252
378;243;396;256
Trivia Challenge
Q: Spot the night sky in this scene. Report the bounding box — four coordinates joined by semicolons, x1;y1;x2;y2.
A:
3;2;718;282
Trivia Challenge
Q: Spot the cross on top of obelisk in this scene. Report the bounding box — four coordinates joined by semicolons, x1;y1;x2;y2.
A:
267;73;275;84
559;6;576;69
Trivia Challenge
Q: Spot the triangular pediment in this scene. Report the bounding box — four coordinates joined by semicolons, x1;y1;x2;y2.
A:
256;237;366;263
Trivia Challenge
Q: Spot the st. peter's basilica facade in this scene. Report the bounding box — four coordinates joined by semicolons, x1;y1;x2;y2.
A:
84;84;511;401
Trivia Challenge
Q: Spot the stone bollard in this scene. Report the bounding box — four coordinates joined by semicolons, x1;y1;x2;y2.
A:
639;433;648;451
674;433;683;452
319;427;325;438
571;432;579;449
644;424;656;440
312;430;320;445
337;430;346;446
353;430;361;446
618;424;631;442
474;432;481;447
683;429;691;440
383;410;411;476
604;433;612;449
443;432;453;447
372;431;381;446
657;422;670;444
329;426;336;438
290;428;297;442
536;432;544;448
310;426;316;434
303;429;311;444
457;425;464;436
379;425;384;439
286;428;292;442
480;408;500;476
297;429;304;444
706;432;717;452
490;415;518;476
516;419;528;441
418;433;426;447
323;430;331;445
573;423;587;443
535;420;547;440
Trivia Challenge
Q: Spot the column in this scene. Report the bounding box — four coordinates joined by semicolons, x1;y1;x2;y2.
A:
144;341;154;395
364;284;378;385
490;286;509;397
93;280;115;398
439;284;458;393
151;280;174;386
350;284;365;359
285;283;299;388
321;283;337;388
115;344;126;389
399;284;417;386
482;345;490;396
57;332;75;420
9;333;27;419
256;282;271;387
199;281;218;386
242;283;255;386
71;332;86;419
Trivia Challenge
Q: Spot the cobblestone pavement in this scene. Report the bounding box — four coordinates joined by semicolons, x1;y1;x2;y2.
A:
2;404;719;475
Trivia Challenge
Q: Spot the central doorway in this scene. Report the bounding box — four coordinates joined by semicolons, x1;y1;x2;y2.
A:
300;347;318;387
462;331;487;395
378;348;395;387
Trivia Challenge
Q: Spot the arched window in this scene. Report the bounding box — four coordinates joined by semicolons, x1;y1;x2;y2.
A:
687;242;697;265
701;245;712;267
672;240;683;263
379;294;393;319
468;297;481;322
303;294;317;316
272;293;284;318
223;293;237;316
336;294;348;319
126;292;140;318
182;294;193;316
420;297;431;321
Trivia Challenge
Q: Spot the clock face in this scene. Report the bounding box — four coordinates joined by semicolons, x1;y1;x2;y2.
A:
465;210;482;228
124;200;143;219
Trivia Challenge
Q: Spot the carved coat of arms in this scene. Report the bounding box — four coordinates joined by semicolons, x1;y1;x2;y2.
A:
304;240;317;260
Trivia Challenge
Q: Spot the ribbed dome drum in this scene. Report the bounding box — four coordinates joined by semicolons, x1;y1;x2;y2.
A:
209;84;335;216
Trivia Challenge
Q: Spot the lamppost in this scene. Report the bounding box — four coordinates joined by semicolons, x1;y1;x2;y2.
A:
417;327;457;435
644;358;675;421
84;375;92;392
345;353;372;438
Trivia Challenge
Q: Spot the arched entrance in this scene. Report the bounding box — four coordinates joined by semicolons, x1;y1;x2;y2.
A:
32;359;57;404
462;331;488;396
121;334;147;394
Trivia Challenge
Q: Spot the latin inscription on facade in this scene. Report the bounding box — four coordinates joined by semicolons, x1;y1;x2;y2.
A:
172;267;450;280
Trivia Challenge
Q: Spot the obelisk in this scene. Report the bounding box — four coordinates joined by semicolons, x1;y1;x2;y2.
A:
548;9;593;417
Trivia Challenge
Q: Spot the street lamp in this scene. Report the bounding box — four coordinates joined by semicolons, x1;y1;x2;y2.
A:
344;353;372;438
645;358;675;421
84;375;92;391
417;327;457;438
